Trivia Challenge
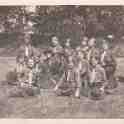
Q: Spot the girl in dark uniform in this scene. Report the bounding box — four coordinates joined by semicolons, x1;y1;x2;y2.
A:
101;41;117;89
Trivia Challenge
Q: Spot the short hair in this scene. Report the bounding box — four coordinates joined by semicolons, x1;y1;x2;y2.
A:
90;55;100;64
51;36;58;41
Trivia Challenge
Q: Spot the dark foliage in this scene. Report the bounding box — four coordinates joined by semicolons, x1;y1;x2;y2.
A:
0;6;124;46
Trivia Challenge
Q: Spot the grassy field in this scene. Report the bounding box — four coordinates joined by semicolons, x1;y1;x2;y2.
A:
0;57;124;118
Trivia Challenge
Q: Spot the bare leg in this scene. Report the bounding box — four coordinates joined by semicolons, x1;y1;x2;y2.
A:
75;71;81;98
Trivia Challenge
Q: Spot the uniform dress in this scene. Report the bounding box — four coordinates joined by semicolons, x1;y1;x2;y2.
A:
89;64;107;99
101;49;117;89
76;45;89;59
16;43;35;81
54;58;77;96
87;47;100;61
17;62;38;87
18;44;36;62
16;61;26;83
50;44;64;82
80;58;90;96
64;46;74;57
73;56;90;97
33;61;42;87
10;63;41;97
16;52;26;84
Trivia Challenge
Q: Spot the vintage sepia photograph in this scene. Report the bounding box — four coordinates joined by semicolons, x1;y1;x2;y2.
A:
0;5;124;118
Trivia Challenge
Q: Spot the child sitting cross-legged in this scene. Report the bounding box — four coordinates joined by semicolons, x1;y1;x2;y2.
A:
88;56;107;100
17;56;40;88
54;54;76;96
9;57;41;97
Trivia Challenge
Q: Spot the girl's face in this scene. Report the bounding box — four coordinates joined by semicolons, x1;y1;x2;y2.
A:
68;56;73;62
47;53;51;58
41;53;46;61
28;59;34;68
81;40;87;46
65;41;70;47
52;37;58;46
78;51;84;59
91;57;98;66
88;39;95;47
19;57;24;64
102;43;109;50
35;56;40;63
52;40;58;46
25;35;31;45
